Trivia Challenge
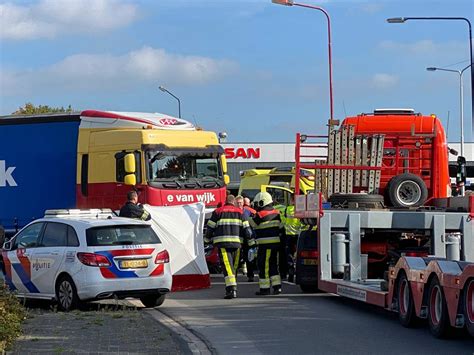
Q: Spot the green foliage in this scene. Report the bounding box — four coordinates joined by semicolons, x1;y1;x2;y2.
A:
12;102;74;115
0;283;27;352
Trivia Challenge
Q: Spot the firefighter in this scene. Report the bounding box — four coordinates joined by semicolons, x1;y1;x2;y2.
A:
205;195;252;299
250;192;284;295
119;190;151;221
281;195;302;282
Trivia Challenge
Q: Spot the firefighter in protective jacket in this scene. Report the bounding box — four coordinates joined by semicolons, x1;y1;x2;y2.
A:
119;191;151;221
249;192;284;295
205;195;252;299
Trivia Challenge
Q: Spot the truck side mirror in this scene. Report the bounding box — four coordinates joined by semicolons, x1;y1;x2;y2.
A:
224;174;230;185
221;154;228;174
456;156;467;186
124;153;136;174
124;174;136;186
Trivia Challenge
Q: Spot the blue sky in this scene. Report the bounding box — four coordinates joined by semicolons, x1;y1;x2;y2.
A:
1;0;472;142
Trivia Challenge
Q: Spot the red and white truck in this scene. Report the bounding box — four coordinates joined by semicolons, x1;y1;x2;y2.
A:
293;109;474;338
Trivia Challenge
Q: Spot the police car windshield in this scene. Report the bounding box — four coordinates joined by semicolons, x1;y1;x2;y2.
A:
86;225;161;246
147;150;223;182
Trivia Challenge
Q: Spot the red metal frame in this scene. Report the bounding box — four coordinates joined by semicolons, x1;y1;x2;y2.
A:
294;126;440;199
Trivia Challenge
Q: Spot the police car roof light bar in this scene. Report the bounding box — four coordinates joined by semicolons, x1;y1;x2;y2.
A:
44;209;114;218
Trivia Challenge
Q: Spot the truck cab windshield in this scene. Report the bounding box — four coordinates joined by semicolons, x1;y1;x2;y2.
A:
146;149;223;187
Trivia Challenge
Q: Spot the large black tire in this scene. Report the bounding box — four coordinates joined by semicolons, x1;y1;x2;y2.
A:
463;279;474;336
387;173;428;208
427;277;451;338
397;273;417;327
56;275;80;312
140;294;166;308
329;193;384;209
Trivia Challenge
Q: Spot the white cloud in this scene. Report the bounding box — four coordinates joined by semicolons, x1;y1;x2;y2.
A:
379;39;465;56
1;47;238;95
359;3;384;14
0;0;138;40
371;73;399;89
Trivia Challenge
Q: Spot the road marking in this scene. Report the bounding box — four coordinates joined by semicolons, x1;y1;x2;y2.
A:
146;308;213;355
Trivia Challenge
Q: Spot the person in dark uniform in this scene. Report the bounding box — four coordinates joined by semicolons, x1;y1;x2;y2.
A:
250;192;283;296
205;195;252;299
119;190;151;221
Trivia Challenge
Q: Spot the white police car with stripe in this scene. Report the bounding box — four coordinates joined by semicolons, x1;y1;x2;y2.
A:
1;209;172;311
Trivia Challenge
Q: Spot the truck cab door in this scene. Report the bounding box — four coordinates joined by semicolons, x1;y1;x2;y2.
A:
262;185;293;208
114;151;142;208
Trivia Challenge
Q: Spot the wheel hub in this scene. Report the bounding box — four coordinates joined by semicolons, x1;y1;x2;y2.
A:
396;181;421;206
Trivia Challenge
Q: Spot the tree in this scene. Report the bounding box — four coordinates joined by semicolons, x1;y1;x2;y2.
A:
12;103;74;115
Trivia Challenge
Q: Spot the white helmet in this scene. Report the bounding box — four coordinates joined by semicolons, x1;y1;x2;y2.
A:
253;192;273;208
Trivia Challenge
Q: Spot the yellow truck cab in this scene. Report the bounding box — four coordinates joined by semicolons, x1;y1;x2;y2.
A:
238;167;314;203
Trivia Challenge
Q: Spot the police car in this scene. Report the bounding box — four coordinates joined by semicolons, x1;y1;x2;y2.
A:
1;209;172;311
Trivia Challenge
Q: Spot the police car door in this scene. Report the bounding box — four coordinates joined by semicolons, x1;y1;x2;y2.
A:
3;222;45;294
31;222;69;296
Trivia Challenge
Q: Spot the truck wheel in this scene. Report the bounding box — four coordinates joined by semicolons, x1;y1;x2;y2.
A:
56;275;80;312
329;193;384;209
397;273;417;327
387;174;428;208
140;294;166;308
427;277;451;338
463;279;474;336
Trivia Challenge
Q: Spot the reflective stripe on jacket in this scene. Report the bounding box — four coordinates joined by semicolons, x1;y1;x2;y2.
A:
205;204;252;248
249;206;282;246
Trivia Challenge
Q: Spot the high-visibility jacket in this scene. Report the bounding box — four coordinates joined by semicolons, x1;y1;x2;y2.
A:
281;205;302;237
249;206;283;247
205;204;252;248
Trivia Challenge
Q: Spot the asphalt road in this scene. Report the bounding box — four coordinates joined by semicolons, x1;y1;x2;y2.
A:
162;275;474;355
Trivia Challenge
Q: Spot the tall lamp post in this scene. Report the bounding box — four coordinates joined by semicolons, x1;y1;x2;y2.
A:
272;0;335;129
386;16;473;136
159;85;181;118
426;64;472;158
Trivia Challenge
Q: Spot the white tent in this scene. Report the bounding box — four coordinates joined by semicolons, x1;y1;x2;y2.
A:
145;202;210;291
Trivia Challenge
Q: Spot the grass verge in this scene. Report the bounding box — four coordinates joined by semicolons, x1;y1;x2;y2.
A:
0;282;26;352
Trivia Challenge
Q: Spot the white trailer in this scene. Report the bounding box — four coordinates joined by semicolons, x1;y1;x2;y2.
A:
295;193;474;338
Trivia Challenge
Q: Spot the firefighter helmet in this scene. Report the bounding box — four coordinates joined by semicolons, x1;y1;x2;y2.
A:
253;192;273;208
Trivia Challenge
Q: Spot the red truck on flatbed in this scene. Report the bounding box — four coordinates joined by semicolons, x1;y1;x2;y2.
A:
292;109;474;338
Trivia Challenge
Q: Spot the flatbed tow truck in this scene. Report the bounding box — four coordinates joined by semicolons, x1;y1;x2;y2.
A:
292;112;474;338
295;190;474;338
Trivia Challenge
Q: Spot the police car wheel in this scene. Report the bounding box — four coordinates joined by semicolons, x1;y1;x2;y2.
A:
140;294;166;308
56;275;79;312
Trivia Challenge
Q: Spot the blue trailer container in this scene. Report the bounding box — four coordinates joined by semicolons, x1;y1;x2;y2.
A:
0;113;81;232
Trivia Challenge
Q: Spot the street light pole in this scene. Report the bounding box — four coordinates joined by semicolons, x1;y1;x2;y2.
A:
272;0;335;129
427;64;471;158
159;85;181;118
387;16;473;136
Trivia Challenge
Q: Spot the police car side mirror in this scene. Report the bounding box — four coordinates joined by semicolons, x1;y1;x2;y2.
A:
3;241;12;251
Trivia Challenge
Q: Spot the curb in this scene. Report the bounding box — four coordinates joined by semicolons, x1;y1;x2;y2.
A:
146;309;215;355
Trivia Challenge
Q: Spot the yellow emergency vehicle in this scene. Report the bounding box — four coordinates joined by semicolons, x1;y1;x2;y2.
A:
238;167;314;205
